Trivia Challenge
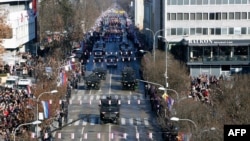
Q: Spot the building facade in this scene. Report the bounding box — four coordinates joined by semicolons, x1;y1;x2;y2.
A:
0;0;37;65
164;0;250;77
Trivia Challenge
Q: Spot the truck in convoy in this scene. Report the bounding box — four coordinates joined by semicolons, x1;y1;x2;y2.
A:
99;96;120;124
121;67;137;90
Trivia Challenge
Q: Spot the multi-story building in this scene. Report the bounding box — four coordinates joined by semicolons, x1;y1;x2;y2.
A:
161;0;250;77
0;0;37;64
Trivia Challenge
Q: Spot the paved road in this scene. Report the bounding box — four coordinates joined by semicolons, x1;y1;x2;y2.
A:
52;15;163;141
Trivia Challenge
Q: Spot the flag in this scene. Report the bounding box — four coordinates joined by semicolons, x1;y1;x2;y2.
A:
162;93;169;102
27;85;31;96
68;61;72;71
41;101;49;119
167;97;174;111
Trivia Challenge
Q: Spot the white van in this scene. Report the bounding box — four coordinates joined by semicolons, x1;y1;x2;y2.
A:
5;76;19;88
17;79;32;90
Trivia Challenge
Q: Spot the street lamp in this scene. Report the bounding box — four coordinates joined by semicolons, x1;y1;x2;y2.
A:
170;117;197;130
14;120;42;141
145;28;167;64
36;90;58;137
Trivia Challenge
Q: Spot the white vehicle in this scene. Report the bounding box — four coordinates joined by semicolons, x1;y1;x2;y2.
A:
17;79;32;90
5;76;19;88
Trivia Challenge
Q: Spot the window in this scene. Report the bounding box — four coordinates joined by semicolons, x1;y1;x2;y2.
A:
177;28;183;35
177;0;184;5
222;13;227;19
177;13;183;20
196;13;202;20
190;13;195;20
229;28;234;34
215;28;221;35
216;0;222;4
171;13;176;20
209;28;215;35
241;27;247;34
235;0;241;4
209;13;215;20
171;28;176;35
235;12;241;20
203;0;209;4
184;13;189;20
203;13;208;20
197;0;202;4
229;12;234;19
171;0;177;5
242;0;247;4
184;0;189;4
196;28;202;34
229;0;234;4
216;13;221;20
191;0;196;5
184;28;189;35
210;0;216;4
167;13;171;20
203;28;208;35
190;28;195;35
242;12;247;19
248;27;250;34
222;0;228;4
221;28;228;35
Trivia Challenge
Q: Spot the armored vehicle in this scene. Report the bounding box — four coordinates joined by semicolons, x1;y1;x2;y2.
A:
93;67;107;80
119;42;133;61
106;54;118;67
121;67;137;90
85;73;101;90
93;48;105;62
99;96;120;124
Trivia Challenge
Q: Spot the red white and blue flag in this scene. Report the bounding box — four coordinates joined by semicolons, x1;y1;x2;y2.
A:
41;100;49;119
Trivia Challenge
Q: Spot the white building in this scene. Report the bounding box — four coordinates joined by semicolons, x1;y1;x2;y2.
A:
0;0;37;65
144;0;250;76
0;0;37;51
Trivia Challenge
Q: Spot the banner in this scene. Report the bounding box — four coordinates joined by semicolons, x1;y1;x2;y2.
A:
41;101;49;119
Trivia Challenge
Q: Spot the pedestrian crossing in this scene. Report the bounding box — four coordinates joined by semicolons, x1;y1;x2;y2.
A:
68;94;148;105
70;94;145;101
64;117;152;126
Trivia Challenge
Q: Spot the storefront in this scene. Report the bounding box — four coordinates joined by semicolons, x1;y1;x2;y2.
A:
186;39;250;77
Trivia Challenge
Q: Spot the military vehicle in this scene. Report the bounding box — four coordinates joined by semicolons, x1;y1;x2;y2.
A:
93;48;105;62
106;54;118;67
85;73;101;90
93;67;107;80
99;96;120;124
119;42;133;61
121;67;137;90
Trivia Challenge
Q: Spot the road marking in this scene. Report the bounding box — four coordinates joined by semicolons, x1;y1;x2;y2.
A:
136;118;141;125
82;118;87;126
129;118;133;125
144;118;149;126
68;119;73;126
96;95;100;100
74;120;80;126
121;118;126;125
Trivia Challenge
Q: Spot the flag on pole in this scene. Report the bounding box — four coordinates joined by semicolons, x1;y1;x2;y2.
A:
167;97;174;111
41;101;49;119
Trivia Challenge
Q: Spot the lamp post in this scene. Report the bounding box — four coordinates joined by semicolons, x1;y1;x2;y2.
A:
36;90;58;137
145;28;166;64
170;117;197;130
14;120;42;141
